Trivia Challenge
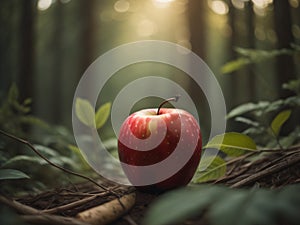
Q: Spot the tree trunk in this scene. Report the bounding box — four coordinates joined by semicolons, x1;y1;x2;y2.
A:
80;0;96;75
244;1;256;99
188;0;206;59
273;0;295;97
52;1;64;123
19;0;37;101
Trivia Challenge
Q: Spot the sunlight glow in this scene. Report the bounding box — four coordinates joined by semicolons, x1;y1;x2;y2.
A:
251;0;273;9
152;0;176;8
114;0;130;13
209;0;229;15
289;0;299;8
231;0;245;9
37;0;52;11
137;20;157;37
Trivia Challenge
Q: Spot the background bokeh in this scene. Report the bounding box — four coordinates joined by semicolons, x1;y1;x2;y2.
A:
1;0;300;141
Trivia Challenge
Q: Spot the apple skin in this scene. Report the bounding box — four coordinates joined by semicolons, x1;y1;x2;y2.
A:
118;108;202;192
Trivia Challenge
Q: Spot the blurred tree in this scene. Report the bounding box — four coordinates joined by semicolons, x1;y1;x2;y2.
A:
228;1;255;103
0;0;20;94
188;0;206;59
52;0;64;122
19;0;37;101
80;0;96;75
274;0;295;97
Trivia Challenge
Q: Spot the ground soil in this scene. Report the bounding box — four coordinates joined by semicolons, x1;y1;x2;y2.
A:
4;146;300;225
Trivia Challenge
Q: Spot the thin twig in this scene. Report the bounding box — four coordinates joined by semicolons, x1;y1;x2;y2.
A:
0;129;126;210
230;151;300;188
0;129;108;191
41;190;113;214
0;195;40;215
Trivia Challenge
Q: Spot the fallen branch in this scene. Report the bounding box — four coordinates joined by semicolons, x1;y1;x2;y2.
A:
76;193;136;225
0;195;40;215
1;191;136;225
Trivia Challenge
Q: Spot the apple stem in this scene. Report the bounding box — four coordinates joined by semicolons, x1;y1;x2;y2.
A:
157;95;180;115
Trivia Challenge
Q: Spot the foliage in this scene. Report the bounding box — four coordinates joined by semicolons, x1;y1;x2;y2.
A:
270;110;292;137
193;79;299;184
192;156;226;183
227;79;300;148
144;184;300;225
0;83;50;137
75;98;111;129
145;45;300;225
0;169;29;180
204;132;257;156
193;132;258;183
221;44;300;74
0;84;112;194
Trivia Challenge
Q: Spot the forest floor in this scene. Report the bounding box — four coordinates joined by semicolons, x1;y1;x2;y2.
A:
1;146;300;225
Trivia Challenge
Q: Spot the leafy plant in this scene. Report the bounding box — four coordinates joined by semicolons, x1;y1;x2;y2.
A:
75;97;111;129
223;77;300;150
145;45;300;225
0;169;30;180
193;132;257;183
144;184;300;225
69;98;115;168
221;44;300;74
0;85;113;193
0;83;49;137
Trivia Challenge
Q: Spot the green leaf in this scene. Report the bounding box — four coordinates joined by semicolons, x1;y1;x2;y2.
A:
270;110;292;136
283;79;300;95
75;98;95;128
95;102;111;129
221;58;251;74
68;145;91;170
0;169;30;180
193;156;226;183
144;186;224;225
227;101;269;119
204;132;257;156
145;185;300;225
19;116;50;130
235;47;293;61
33;145;58;157
221;48;294;74
234;117;260;127
7;83;19;104
2;155;47;168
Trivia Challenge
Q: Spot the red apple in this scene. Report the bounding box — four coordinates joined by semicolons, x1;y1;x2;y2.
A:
118;98;202;192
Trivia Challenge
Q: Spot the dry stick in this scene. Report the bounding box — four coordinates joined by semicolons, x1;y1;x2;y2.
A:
76;193;136;225
214;152;256;184
0;195;89;225
41;186;129;214
215;147;300;184
230;152;300;188
0;129;126;210
41;190;113;214
0;196;40;215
